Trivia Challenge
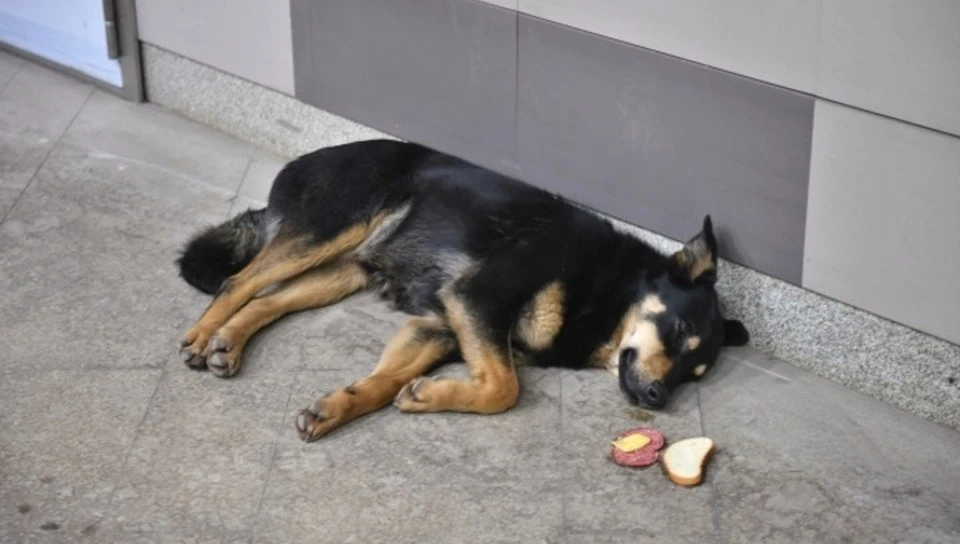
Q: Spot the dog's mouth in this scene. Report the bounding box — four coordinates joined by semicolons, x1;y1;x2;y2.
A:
618;347;669;409
617;359;640;405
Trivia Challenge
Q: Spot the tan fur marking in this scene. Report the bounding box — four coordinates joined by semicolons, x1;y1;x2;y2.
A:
207;261;369;375
394;290;519;414
590;310;635;371
181;211;396;359
630;320;673;381
685;335;701;351
297;318;457;441
516;281;565;351
688;258;714;282
639;294;667;316
642;353;673;381
693;364;708;377
673;238;715;282
593;301;678;381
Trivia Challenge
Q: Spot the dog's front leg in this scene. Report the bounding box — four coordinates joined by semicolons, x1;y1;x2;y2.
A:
394;291;520;415
296;317;457;441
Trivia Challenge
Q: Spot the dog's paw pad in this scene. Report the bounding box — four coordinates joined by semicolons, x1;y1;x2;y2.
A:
179;344;206;370
296;404;330;442
207;350;240;378
179;328;213;369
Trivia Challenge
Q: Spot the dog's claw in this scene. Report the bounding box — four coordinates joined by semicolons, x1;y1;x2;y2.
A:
207;352;235;377
179;344;206;370
209;337;230;353
296;412;309;433
394;378;424;408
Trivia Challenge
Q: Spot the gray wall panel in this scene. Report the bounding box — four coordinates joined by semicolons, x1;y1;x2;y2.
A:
516;16;814;284
291;0;518;173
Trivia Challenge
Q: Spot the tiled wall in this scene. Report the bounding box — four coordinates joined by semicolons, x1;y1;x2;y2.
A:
291;0;519;174
287;0;960;346
515;17;813;284
290;0;816;285
135;0;960;346
135;0;295;94
817;0;960;136
519;0;960;138
805;101;960;345
518;0;823;93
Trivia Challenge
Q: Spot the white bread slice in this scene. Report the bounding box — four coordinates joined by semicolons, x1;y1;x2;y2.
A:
661;437;715;487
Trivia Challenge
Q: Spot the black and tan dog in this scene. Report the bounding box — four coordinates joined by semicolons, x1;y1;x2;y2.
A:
176;139;748;441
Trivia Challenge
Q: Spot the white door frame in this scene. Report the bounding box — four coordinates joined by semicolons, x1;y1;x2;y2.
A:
0;0;143;102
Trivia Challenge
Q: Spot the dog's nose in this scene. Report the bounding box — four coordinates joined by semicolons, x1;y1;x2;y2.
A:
642;380;668;408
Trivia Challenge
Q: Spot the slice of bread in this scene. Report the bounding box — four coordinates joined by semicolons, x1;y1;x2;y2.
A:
661;437;715;487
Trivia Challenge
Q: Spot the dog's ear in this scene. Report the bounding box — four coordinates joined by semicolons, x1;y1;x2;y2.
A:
722;319;749;346
671;215;718;284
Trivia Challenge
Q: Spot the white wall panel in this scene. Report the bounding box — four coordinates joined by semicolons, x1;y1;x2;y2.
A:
519;0;821;93
136;0;294;94
805;100;960;344
818;0;960;137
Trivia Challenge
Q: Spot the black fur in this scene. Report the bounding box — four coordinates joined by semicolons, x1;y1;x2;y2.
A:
177;208;270;294
724;320;750;347
178;139;749;408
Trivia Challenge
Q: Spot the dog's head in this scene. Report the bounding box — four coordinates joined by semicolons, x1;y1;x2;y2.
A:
616;215;748;408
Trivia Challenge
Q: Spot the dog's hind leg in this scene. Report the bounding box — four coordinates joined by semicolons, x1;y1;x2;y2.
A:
180;216;385;368
296;317;458;441
202;260;369;377
394;290;520;415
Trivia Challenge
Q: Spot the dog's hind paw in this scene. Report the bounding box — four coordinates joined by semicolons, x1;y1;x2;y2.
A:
179;327;213;370
206;335;241;378
179;340;207;370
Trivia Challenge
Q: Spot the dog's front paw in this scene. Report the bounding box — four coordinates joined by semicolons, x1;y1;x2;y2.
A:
295;396;345;442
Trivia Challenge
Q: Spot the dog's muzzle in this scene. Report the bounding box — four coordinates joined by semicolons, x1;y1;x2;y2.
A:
618;347;669;409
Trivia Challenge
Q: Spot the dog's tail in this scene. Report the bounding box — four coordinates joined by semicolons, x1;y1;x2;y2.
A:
176;208;272;295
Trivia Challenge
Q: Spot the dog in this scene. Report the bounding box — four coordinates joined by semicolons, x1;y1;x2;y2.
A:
176;139;749;441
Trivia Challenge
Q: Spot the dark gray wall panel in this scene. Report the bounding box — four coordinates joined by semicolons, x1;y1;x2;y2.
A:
516;16;814;284
291;0;518;173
